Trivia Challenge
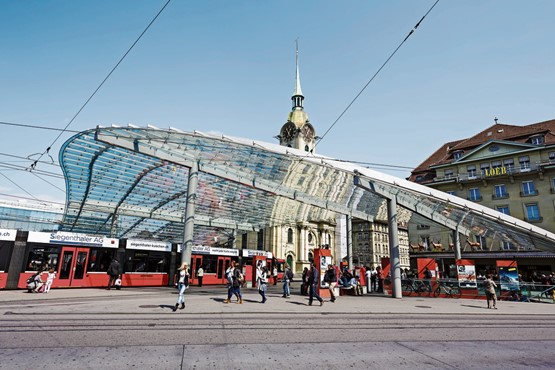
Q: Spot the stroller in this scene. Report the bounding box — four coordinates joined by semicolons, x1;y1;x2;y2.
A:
26;272;44;293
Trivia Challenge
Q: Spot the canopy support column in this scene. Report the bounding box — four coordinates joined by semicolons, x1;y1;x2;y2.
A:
387;196;402;299
453;229;462;260
346;215;353;270
182;161;199;265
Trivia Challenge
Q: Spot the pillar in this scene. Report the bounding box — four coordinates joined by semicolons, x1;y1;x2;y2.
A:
387;196;402;299
181;161;198;265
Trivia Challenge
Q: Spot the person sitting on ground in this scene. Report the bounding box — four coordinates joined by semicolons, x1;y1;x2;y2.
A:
339;268;354;287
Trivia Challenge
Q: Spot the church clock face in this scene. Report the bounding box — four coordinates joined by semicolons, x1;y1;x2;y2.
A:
301;125;314;142
282;122;296;141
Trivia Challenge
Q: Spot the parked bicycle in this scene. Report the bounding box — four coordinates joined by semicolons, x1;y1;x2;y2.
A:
401;279;429;295
433;280;462;298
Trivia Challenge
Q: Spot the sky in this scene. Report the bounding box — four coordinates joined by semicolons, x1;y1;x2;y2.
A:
2;0;555;206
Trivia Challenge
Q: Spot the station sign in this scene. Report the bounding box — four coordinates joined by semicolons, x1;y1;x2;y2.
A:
242;249;273;259
27;231;119;248
0;229;17;241
178;244;239;257
127;239;171;252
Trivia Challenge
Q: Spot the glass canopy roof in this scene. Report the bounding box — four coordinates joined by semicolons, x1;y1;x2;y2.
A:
58;126;555;251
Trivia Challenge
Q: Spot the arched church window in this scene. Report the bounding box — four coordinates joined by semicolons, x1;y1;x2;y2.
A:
287;228;293;244
308;233;313;243
308;252;314;263
305;145;309;152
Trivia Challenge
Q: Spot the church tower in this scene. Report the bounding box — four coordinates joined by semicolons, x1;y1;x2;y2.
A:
278;44;316;153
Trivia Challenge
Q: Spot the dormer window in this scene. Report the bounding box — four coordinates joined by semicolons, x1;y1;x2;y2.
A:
530;135;544;145
453;151;463;160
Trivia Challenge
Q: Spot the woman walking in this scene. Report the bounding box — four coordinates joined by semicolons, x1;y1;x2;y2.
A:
173;262;190;312
257;265;269;303
484;274;498;309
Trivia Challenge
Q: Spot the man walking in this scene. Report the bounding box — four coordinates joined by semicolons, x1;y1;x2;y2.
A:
107;258;121;290
308;262;324;306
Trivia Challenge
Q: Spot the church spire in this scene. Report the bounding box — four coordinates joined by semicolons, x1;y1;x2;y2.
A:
292;39;304;110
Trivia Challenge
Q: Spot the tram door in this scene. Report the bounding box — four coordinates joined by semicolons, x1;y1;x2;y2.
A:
58;247;89;287
191;256;202;283
217;256;232;284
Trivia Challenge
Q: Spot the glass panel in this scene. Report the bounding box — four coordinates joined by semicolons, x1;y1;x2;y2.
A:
59;251;74;280
74;251;87;279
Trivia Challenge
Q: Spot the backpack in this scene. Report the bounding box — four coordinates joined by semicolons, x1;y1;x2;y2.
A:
286;269;294;281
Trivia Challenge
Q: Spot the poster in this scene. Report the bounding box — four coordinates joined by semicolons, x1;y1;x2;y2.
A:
498;266;519;291
320;256;331;288
457;264;477;288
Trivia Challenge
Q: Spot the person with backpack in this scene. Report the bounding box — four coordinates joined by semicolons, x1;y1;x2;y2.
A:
224;261;243;304
282;263;293;298
307;262;324;306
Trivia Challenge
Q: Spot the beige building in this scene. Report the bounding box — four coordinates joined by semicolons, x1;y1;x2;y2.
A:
409;119;555;261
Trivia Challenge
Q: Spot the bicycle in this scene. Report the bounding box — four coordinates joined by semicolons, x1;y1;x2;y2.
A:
402;279;428;295
433;280;462;298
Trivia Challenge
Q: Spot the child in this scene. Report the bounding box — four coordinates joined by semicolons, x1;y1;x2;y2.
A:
44;268;56;293
115;274;122;290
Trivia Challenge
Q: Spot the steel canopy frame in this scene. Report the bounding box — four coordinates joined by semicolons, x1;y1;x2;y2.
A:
58;125;555;252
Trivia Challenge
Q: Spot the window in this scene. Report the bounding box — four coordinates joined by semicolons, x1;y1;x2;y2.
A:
444;169;454;178
491;161;502;169
552;178;555;193
124;250;168;273
496;205;510;215
521;181;537;196
493;184;508;199
87;248;117;272
525;203;541;222
453;151;463;160
25;246;60;272
549;152;555;163
467;165;477;179
287;228;293;243
468;188;481;201
447;190;457;196
480;162;490;174
257;229;264;250
502;241;515;250
503;158;515;172
519;156;530;171
530;136;544;145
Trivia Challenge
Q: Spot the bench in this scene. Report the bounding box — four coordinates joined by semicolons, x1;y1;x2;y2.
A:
339;285;364;296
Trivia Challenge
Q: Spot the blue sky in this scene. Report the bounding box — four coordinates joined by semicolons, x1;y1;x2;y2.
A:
2;0;555;204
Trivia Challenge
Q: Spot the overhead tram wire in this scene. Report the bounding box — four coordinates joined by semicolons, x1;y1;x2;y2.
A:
262;1;441;197
314;0;440;150
25;0;173;172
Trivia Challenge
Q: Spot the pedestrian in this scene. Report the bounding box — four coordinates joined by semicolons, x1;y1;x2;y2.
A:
370;266;378;292
197;265;204;287
376;266;384;293
224;261;243;304
273;266;278;285
107;258;121;290
308;262;324;306
43;268;56;293
484;274;498;309
282;263;292;298
257;265;268;303
365;267;372;293
423;266;433;292
173;262;190;312
324;264;337;302
301;267;309;295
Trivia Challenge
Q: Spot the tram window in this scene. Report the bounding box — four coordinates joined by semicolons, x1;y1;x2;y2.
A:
201;255;218;273
87;249;115;272
125;250;169;273
0;242;13;271
25;246;59;272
